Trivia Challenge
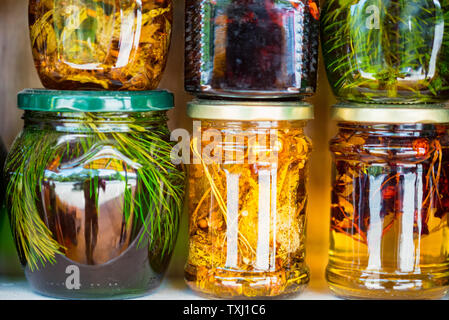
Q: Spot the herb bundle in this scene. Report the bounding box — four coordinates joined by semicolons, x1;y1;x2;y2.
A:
321;0;449;103
5;112;185;272
29;0;172;90
185;121;311;298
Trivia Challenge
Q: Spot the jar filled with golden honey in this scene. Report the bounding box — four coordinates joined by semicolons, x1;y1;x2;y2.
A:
184;100;314;299
29;0;172;90
327;103;449;299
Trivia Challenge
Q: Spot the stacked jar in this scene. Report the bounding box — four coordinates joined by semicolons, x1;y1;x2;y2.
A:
183;0;320;298
3;1;185;299
321;1;449;299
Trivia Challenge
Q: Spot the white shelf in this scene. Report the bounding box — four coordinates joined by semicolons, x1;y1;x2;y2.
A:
0;276;340;300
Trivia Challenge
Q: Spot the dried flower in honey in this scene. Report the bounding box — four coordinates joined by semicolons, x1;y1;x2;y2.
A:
330;125;449;244
185;121;311;298
327;123;449;299
29;0;172;90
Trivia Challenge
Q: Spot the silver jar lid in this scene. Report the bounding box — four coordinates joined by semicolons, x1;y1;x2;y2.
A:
332;102;449;123
187;99;314;121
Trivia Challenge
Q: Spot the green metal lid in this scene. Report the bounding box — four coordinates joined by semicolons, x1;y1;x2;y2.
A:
187;99;314;121
332;102;449;123
18;89;174;112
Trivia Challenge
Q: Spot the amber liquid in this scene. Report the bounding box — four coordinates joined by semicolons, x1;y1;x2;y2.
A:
327;223;449;299
185;121;311;299
29;0;172;90
327;162;449;299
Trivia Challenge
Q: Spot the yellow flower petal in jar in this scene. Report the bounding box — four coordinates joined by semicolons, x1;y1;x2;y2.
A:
184;100;314;299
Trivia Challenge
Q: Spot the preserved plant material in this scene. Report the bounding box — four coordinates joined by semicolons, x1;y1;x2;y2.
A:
29;0;173;90
321;0;449;103
0;140;6;210
185;119;311;298
0;141;20;276
5;111;185;298
327;123;449;299
185;0;320;98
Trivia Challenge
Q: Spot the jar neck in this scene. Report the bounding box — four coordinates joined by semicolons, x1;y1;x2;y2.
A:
23;111;168;133
332;122;449;162
197;119;307;132
337;122;449;137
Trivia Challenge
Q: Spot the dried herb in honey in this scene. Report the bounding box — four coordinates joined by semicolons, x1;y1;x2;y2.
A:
321;0;449;103
185;121;311;298
29;0;172;90
330;125;449;243
327;123;449;299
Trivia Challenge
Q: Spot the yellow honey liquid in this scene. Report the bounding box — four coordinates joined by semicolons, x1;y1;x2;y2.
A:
328;122;449;299
29;0;172;90
327;204;449;299
185;119;312;299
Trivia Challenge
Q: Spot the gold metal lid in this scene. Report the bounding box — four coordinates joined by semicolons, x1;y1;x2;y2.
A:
187;99;314;121
332;102;449;123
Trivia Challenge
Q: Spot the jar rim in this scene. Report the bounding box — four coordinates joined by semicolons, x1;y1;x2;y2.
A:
18;89;174;112
332;102;449;123
187;99;314;121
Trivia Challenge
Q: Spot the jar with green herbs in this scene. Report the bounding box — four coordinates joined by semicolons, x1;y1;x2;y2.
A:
0;140;20;276
321;0;449;104
184;100;313;299
29;0;172;90
0;139;6;218
327;103;449;299
4;89;185;299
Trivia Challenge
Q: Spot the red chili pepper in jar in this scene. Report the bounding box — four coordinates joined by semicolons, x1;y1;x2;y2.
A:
413;138;429;157
308;0;319;20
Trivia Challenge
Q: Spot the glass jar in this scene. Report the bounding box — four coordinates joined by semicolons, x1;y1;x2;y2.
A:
29;0;173;90
0;139;22;277
4;89;185;299
0;138;6;213
327;103;449;299
321;1;449;104
184;100;313;298
185;0;320;99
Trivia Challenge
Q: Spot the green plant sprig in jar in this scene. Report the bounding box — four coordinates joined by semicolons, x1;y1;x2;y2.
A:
4;90;185;299
321;0;449;104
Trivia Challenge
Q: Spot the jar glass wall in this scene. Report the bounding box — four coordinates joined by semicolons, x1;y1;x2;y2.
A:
327;104;449;299
29;0;173;90
184;100;313;299
4;90;185;299
321;0;449;104
0;140;20;276
185;0;320;98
